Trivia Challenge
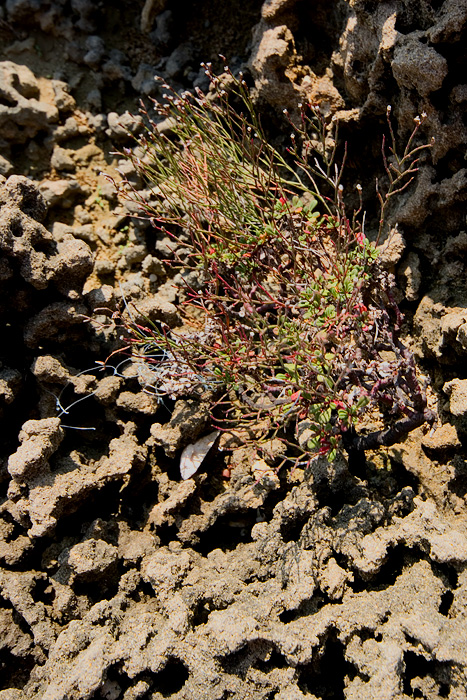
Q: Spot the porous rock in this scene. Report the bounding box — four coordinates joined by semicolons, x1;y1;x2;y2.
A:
0;176;92;292
7;431;146;538
0;61;58;143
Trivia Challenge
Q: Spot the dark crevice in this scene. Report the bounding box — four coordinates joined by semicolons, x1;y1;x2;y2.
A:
350;545;423;593
0;648;36;690
402;651;452;698
152;657;189;697
297;632;353;699
279;593;331;623
194;510;256;556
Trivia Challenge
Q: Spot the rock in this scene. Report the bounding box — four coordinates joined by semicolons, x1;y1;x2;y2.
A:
0;176;91;292
165;42;195;80
63;539;119;583
0;61;58;143
8;432;146;538
7;418;63;481
131;63;158;95
131;295;180;327
0;568;57;650
398;251;421;301
249;24;301;111
140;0;168;33
94;259;116;277
392;38;448;96
50;146;75;172
116;391;160;415
378;227;406;267
50;80;76;113
106;111;143;141
150;399;210;457
83;35;106;68
118;524;157;564
422;423;461;453
93;376;122;404
444;379;467;429
38;179;88;209
23;301;88;347
0;367;22;404
121;244;147;266
0;154;14;176
53;115;91;143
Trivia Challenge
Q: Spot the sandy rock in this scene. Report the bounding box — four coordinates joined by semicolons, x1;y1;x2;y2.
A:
50;80;76;113
94;259;116;277
444;379;467;428
84;284;116;310
0;154;14;176
118;524;157;564
422;423;461;453
7;417;63;481
249;24;300;109
0;61;58;143
64;539;119;583
413;296;460;360
9;431;146;538
131;294;180;327
150;399;210;457
116;390;160;415
53;115;92;143
398;251;421;301
0;568;57;650
0;606;33;657
148;479;197;527
50;146;75;172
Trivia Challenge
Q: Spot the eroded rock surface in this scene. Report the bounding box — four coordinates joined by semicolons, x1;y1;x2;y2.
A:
0;0;467;698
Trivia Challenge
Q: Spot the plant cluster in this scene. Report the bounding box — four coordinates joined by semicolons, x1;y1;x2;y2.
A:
112;64;435;466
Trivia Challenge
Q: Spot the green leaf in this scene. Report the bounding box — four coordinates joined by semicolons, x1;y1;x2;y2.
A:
307;436;320;450
356;395;369;409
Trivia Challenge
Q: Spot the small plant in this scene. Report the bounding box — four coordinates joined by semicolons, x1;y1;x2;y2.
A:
112;64;435;468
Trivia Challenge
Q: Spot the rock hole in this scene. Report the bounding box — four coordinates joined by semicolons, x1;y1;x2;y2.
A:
279;593;330;623
350;544;421;593
438;589;454;616
152;657;189;696
280;514;309;543
32;238;56;255
402;651;451;698
221;641;280;680
0;90;18;107
254;647;287;673
293;0;348;77
9;217;23;238
31;575;55;606
297;633;350;699
196;511;255;556
190;598;212;626
0;648;35;690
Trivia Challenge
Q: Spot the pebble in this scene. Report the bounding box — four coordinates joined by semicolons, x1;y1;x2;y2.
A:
94;259;116;277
